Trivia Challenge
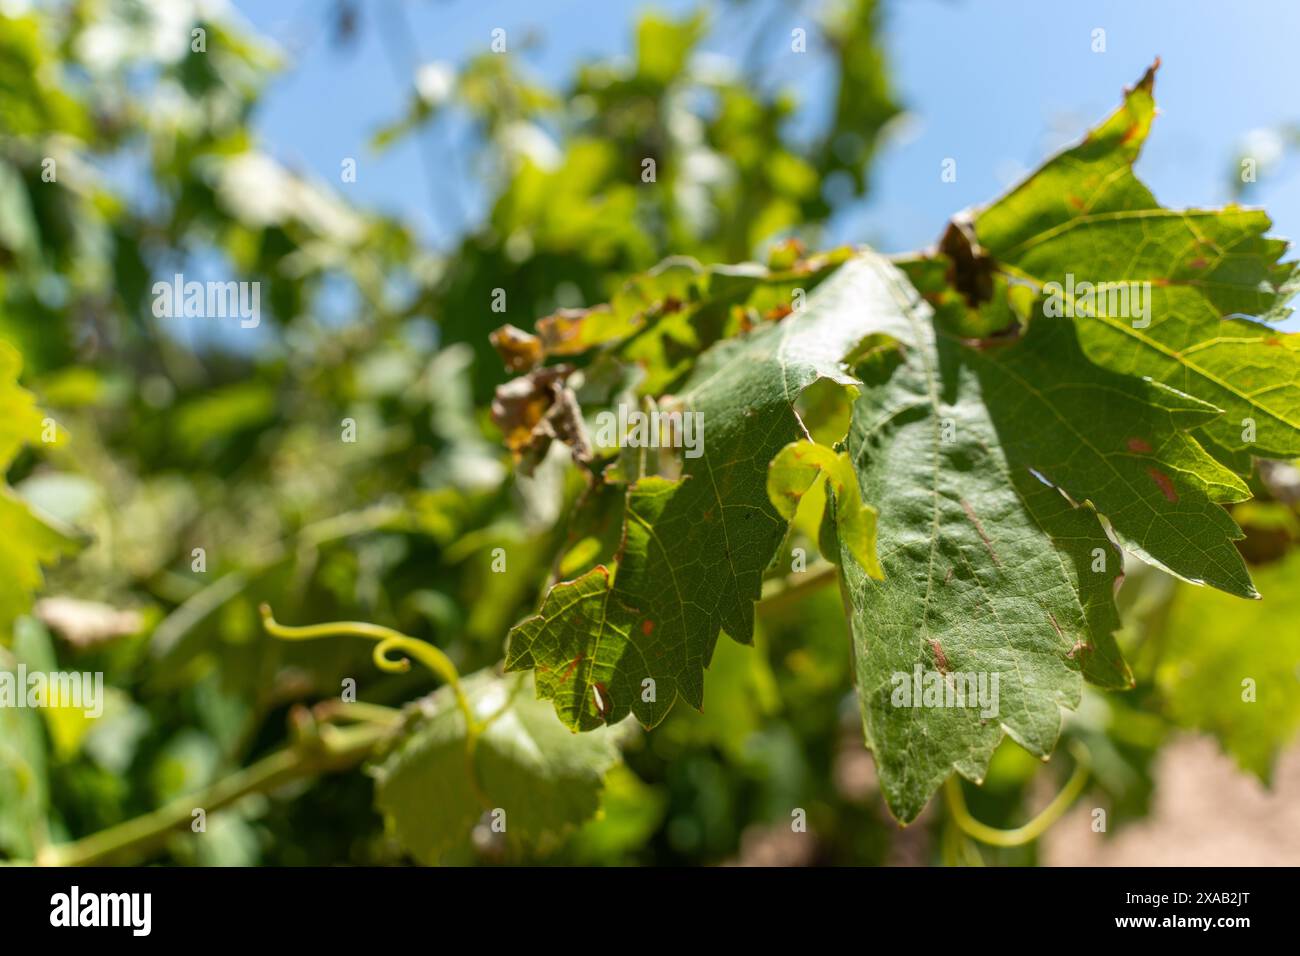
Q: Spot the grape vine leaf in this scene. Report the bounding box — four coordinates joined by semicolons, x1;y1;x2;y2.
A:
833;265;1260;820
969;62;1300;468
0;340;77;643
369;671;622;863
505;256;909;731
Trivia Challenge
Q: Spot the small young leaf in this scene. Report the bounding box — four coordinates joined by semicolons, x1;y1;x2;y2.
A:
768;439;882;579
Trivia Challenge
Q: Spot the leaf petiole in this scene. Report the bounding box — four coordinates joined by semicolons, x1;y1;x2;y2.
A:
943;743;1091;848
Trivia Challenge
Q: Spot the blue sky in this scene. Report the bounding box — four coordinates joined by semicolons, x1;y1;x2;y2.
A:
230;0;1300;278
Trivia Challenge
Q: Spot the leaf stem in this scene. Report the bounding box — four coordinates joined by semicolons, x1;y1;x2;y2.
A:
943;744;1090;848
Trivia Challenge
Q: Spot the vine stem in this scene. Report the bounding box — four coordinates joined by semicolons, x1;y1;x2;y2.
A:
35;721;389;867
943;744;1091;848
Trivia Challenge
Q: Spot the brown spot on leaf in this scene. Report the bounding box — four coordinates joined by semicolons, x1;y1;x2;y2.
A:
960;497;1002;567
928;638;949;674
959;323;1023;350
641;619;655;636
1118;60;1159;141
560;652;585;684
1126;437;1153;454
1147;468;1179;502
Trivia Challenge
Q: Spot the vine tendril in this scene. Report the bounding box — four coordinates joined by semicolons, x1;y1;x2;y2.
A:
259;604;490;805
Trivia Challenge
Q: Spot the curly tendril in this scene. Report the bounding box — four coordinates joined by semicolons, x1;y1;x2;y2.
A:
258;604;489;806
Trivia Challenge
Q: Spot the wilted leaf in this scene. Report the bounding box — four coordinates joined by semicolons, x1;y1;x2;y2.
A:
489;324;543;373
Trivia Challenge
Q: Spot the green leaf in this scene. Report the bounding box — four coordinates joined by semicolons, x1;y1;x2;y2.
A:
635;11;706;87
0;12;90;139
971;62;1300;465
507;254;909;732
768;439;881;579
0;339;77;643
834;271;1261;819
0;618;53;859
565;764;667;862
519;251;855;396
1156;549;1300;782
369;671;622;864
969;320;1254;597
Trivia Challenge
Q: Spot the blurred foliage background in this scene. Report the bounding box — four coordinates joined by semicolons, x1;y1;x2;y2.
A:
1;0;1297;867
